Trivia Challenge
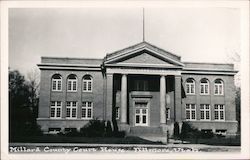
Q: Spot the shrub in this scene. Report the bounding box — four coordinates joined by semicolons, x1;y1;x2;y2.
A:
80;119;106;137
180;122;201;143
105;120;113;137
173;122;180;138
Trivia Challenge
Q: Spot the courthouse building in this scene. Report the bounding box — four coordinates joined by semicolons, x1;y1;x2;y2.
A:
37;41;238;136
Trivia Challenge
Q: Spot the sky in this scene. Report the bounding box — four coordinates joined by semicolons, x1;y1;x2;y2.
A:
9;7;241;77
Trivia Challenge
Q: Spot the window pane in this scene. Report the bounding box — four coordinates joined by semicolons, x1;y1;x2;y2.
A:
52;81;57;90
68;81;72;91
57;101;61;106
136;115;140;123
87;109;92;118
51;101;55;106
82;102;86;107
73;81;77;90
72;108;77;118
220;111;224;120
58;81;62;90
88;102;92;107
191;111;196;119
215;111;218;120
186;110;190;119
51;108;55;117
206;111;210;119
83;81;87;91
82;108;86;118
88;81;92;91
142;115;146;123
56;108;61;117
66;108;70;117
200;111;204;119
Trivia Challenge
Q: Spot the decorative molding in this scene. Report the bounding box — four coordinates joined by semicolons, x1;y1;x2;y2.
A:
106;68;182;75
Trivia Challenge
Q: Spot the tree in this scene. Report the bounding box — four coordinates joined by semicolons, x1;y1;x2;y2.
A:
9;69;41;141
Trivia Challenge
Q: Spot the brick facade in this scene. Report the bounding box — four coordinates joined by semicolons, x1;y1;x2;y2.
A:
37;41;238;136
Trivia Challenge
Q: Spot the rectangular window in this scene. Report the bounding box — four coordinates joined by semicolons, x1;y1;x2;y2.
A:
50;101;62;118
186;104;196;120
214;104;225;120
166;108;170;120
200;104;210;120
82;101;93;119
66;101;77;119
116;107;120;119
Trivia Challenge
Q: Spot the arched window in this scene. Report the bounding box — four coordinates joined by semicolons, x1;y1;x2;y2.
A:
67;74;77;92
186;78;195;94
214;79;224;95
83;75;93;92
200;78;209;95
52;74;62;91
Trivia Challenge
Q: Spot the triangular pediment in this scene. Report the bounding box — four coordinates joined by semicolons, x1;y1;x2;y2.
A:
104;41;184;68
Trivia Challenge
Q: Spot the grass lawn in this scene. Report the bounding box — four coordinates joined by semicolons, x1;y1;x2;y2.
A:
11;135;163;144
182;136;241;146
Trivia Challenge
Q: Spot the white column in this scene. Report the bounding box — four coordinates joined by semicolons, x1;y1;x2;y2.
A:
121;74;127;124
160;75;166;124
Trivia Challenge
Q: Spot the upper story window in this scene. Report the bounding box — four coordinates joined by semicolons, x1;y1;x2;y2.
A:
67;74;77;92
200;78;209;95
186;78;195;94
214;79;224;95
83;75;93;92
52;74;62;91
134;80;148;91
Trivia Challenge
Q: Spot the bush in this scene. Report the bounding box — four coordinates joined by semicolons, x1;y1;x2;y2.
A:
105;120;113;137
112;131;126;138
80;119;126;138
80;120;106;137
179;122;201;143
173;122;180;138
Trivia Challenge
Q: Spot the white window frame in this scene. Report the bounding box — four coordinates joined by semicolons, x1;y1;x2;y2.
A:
134;102;149;126
81;101;93;119
67;75;77;92
66;101;77;119
83;76;93;92
186;78;195;95
115;107;120;120
186;104;196;121
214;79;224;95
214;104;225;121
50;101;62;119
166;108;170;120
200;104;211;120
52;75;62;91
200;79;209;95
